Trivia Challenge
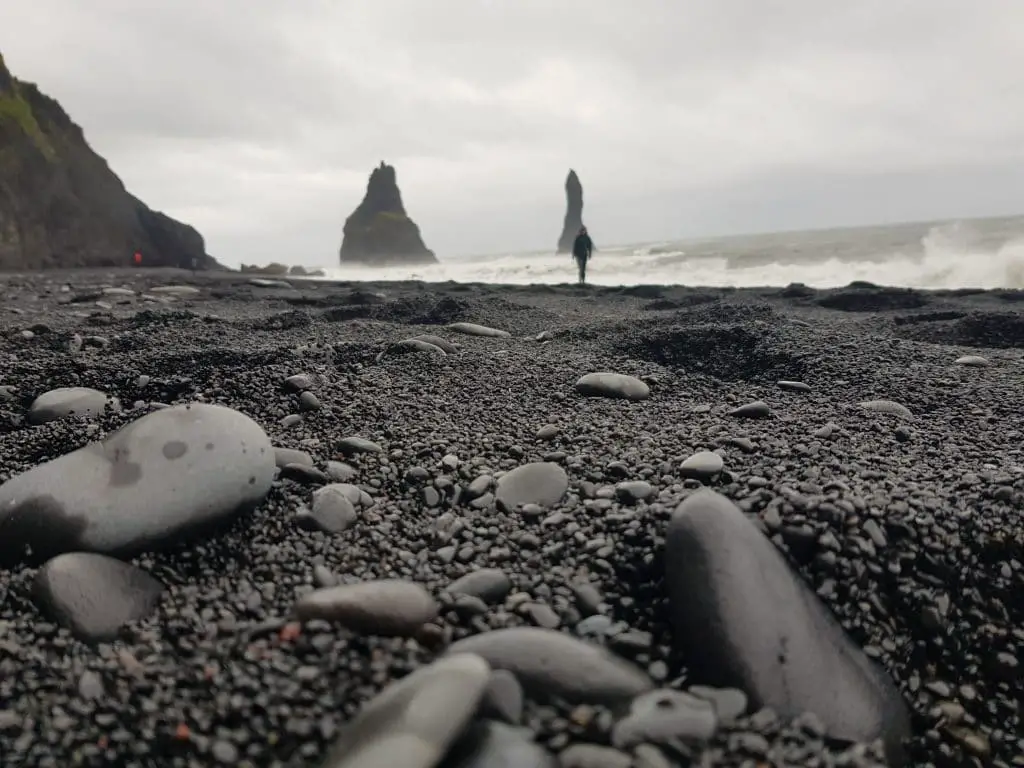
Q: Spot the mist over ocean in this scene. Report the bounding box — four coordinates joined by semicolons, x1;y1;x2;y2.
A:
321;214;1024;289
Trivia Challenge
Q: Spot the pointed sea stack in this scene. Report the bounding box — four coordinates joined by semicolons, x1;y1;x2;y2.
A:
339;162;437;266
0;51;218;270
556;169;584;253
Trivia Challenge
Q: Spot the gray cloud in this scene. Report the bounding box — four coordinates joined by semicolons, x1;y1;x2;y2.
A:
4;0;1023;265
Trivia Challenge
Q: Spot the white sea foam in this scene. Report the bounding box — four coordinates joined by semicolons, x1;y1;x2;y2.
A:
312;217;1024;289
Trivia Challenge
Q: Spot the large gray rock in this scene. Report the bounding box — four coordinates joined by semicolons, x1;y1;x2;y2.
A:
0;403;276;564
33;552;164;642
448;627;652;706
27;386;121;425
321;653;491;768
442;720;556;768
665;489;909;763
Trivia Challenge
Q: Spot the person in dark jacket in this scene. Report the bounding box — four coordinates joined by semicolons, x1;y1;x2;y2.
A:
572;226;593;285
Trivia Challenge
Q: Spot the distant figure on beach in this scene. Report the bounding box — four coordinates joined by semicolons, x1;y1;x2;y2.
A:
133;250;142;267
572;226;593;285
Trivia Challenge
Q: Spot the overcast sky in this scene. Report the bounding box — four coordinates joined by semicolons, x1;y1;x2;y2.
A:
4;1;1024;267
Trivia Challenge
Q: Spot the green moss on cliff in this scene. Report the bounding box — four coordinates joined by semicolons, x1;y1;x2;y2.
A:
0;81;56;161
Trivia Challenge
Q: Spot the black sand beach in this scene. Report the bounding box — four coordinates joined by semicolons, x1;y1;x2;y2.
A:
0;268;1022;767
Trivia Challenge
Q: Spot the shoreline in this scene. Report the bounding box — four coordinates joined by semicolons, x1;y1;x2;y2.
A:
0;267;1021;766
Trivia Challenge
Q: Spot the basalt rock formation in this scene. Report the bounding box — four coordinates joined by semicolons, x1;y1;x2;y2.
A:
339;162;436;266
557;169;584;253
0;52;219;271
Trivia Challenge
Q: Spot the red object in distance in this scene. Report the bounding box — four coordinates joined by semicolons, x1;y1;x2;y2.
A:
133;251;142;266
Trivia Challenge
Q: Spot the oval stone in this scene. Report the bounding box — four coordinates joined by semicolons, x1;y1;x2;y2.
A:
859;399;913;419
409;334;460;354
954;355;989;367
320;653;491;768
679;451;724;481
664;489;910;763
0;403;276;563
27;386;121;425
294;579;439;636
448;627;653;705
33;552;164;642
449;322;510;338
575;372;650;401
495;462;568;511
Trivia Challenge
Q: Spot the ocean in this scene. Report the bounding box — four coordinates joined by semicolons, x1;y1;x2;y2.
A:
320;214;1024;289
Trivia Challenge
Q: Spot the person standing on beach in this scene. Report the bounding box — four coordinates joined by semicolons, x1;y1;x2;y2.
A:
572;226;593;285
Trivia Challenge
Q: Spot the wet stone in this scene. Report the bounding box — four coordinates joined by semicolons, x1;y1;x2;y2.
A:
0;403;276;563
664;489;910;763
33;553;164;642
294;579;439;636
448;627;653;705
27;386;121;425
574;372;650;401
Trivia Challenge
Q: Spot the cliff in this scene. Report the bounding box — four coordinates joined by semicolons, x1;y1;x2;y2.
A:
0;52;219;271
339;162;436;266
556;169;584;253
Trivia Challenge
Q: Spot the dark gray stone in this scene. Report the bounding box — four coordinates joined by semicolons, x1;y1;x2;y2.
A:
611;689;718;749
443;720;556;768
679;451;724;481
447;569;512;604
728;400;771;419
337;437;383;455
33;552;164;642
665;489;910;763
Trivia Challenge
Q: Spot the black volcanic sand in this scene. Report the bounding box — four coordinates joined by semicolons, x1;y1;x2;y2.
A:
0;269;1022;767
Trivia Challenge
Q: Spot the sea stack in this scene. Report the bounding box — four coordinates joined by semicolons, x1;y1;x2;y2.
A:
556;169;584;253
338;162;437;266
0;51;217;271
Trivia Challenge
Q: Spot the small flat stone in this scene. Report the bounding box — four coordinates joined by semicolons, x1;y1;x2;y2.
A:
326;461;359;482
390;339;448;357
954;355;989;366
777;380;811;392
728;400;771;419
319;653;491;768
296;485;359;533
249;278;292;288
611;689;718;749
294;579;438;636
149;285;200;295
447;569;512;604
536;424;560;441
409;334;459;353
558;744;633;768
283;373;317;392
615;481;655;504
680;451;724;481
495;462;568;511
448;627;653;705
275;447;314;468
27;387;121;425
859;399;913;419
337;436;383;455
664;489;910;762
448;322;510;338
575;372;650;401
33;553;164;642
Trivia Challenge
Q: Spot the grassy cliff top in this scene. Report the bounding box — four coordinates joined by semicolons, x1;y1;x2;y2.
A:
0;58;56;160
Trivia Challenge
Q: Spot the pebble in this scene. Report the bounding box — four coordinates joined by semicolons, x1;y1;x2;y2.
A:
32;552;164;642
859;399;913;419
410;334;459;353
297;484;360;533
447;569;512;604
728;400;771;418
679;450;724;481
443;720;556;768
495;462;569;510
448;627;653;705
664;489;910;762
449;322;511;338
574;372;650;401
954;355;989;366
479;669;524;724
0;403;276;563
319;653;491;768
611;689;718;749
27;386;121;425
558;744;633;768
337;436;383;455
614;480;655;504
294;579;439;636
777;380;812;392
